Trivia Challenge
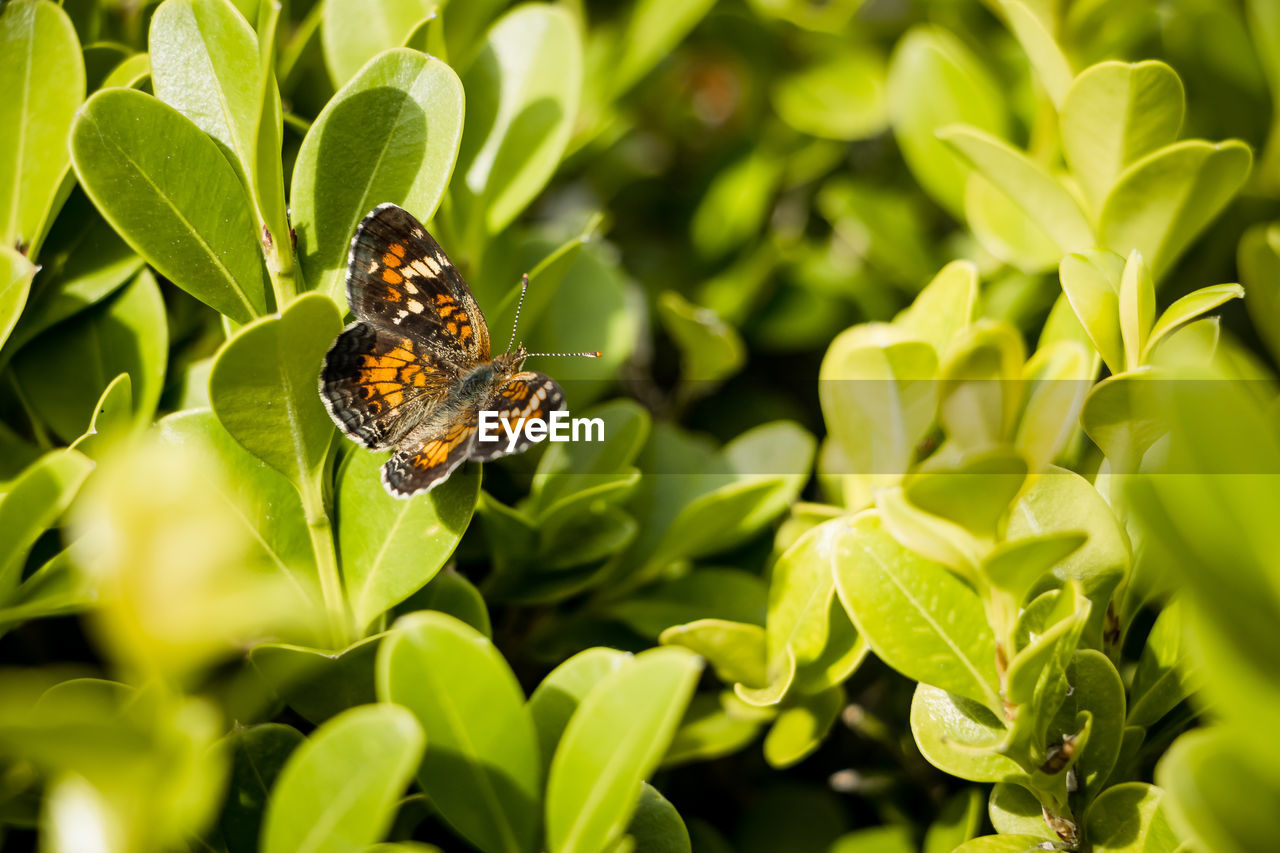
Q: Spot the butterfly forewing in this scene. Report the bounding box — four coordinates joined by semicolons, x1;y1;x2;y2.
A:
346;203;491;363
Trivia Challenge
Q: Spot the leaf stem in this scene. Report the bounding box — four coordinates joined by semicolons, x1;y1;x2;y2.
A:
300;474;350;649
265;231;300;309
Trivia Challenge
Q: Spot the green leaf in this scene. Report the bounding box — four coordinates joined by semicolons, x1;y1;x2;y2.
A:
13;267;167;444
939;125;1093;253
923;787;985;853
528;647;632;777
1061;61;1185;214
909;684;1021;783
101;51;151;89
982;533;1086;609
321;0;435;87
874;484;985;575
1085;782;1180;853
829;826;915;853
1059;249;1126;375
1003;589;1089;768
70;88;269;321
656;291;745;385
261;704;424;853
1118;250;1155;371
1015;340;1093;473
451;4;581;240
1081;374;1172;474
0;0;84;252
1007;467;1129;647
637;421;815;573
1055;650;1126;802
545;646;702;853
771;49;888;141
659;619;767;688
963;173;1062;274
1098;140;1252;280
886;27;1008;218
251;635;384;724
1157;729;1280;853
209;292;340;487
905;449;1028;537
951;834;1051;852
1240;222;1280;365
2;188;143;356
529;400;649;518
71;372;134;460
338;449;478;630
1146;282;1243;359
219;724;305;853
0;449;93;598
937;320;1026;450
150;0;262;185
663;691;770;768
834;512;1002;713
762;518;866;696
819;327;937;499
400;568;491;637
159;410;319;608
0;245;36;351
376;611;541;853
1128;600;1198;729
1000;0;1072;109
290;48;463;303
893;260;978;359
624;783;691;853
608;567;766;638
0;548;91;631
988;782;1056;841
762;685;844;769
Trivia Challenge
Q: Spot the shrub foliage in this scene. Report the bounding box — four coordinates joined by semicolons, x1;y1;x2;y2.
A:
1;0;1279;851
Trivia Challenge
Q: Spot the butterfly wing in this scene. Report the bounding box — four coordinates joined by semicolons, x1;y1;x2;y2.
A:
382;416;478;498
469;371;565;462
319;322;459;450
346;203;490;363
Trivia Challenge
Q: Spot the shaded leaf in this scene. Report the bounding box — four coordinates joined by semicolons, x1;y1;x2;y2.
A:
291;49;463;303
70;88;269;321
377;611;541;853
545;647;702;853
0;0;84;252
261;704;424;853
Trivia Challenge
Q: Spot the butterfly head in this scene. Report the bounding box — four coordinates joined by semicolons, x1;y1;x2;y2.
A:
493;344;529;373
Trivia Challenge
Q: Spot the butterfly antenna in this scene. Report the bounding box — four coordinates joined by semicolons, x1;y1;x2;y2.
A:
505;274;531;356
525;351;603;358
508;272;602;359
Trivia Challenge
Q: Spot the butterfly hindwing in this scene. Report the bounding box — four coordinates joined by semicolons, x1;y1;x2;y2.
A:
346;204;490;363
319;321;459;450
469;371;565;462
381;416;478;498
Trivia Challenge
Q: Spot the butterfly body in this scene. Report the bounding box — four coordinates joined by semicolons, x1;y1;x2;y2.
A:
319;204;574;498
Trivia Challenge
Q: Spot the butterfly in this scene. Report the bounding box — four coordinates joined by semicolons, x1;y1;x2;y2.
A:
319;203;600;498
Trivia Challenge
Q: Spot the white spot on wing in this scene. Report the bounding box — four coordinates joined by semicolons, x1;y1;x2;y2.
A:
407;299;424;314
